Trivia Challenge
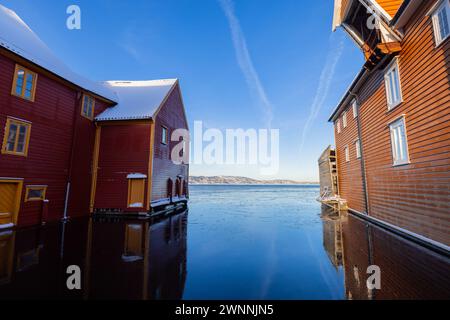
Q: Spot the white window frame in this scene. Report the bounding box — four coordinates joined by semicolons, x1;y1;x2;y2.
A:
389;116;410;166
431;0;450;46
384;58;403;111
336;120;341;134
355;139;361;159
352;100;358;118
343;111;348;128
344;146;350;162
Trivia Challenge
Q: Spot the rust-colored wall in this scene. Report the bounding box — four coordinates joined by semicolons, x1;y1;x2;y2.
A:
335;1;450;245
94;123;151;210
152;84;189;202
334;107;367;213
0;53;109;226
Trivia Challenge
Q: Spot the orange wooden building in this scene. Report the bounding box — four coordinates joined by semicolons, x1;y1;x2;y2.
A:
327;0;450;248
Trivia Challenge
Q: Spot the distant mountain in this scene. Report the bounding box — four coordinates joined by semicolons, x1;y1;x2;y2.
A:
189;176;318;185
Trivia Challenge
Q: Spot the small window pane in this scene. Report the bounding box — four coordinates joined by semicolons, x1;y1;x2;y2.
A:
28;189;43;199
16;125;27;153
162;127;168;144
6;124;18;151
390;119;409;165
15;70;25;96
24;74;34;99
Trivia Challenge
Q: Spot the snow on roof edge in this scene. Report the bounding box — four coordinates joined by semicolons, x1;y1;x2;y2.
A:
95;79;178;122
0;4;117;102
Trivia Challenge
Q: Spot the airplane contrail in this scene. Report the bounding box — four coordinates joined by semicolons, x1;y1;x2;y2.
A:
219;0;273;129
299;35;345;153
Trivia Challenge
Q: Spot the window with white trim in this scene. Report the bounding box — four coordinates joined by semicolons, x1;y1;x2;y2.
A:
352;100;358;118
343;111;348;128
355;139;361;159
389;117;410;166
432;0;450;46
344;146;350;162
161;126;168;145
385;59;402;110
336;120;341;134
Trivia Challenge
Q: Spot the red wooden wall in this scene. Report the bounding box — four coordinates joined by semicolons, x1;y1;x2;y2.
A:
152;85;189;202
94;123;151;210
0;52;111;226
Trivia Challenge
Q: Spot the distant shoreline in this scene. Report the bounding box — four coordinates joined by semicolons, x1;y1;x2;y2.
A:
189;176;319;186
189;183;319;186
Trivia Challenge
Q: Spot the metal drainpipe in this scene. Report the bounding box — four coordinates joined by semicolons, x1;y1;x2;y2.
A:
63;92;82;221
349;92;370;215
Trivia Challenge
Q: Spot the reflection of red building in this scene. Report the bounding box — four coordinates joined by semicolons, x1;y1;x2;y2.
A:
338;211;450;300
0;211;188;299
0;5;188;229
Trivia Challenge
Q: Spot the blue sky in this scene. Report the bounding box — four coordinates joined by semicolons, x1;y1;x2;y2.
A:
1;0;363;181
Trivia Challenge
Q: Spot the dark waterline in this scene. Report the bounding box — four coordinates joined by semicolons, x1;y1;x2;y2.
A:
0;185;449;300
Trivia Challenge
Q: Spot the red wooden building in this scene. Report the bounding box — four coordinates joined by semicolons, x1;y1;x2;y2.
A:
92;80;189;213
324;0;450;248
0;4;189;230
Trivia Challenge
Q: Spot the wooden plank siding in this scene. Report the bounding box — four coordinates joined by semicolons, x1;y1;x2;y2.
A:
375;0;404;17
334;107;367;213
0;52;111;226
335;0;450;245
94;123;152;211
152;85;189;202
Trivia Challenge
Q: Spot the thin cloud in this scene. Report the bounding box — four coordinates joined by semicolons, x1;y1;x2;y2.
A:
299;35;345;152
218;0;273;128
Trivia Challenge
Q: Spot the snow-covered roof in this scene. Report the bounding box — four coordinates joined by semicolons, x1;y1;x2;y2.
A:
0;4;117;102
95;79;178;121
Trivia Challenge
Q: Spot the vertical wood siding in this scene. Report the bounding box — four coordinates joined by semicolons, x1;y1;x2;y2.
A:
152;85;189;202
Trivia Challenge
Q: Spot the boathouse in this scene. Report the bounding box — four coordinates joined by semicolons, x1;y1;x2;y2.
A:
322;0;450;248
0;4;189;229
92;80;189;213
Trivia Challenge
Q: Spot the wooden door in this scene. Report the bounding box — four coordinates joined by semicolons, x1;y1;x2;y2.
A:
128;179;145;209
0;182;20;226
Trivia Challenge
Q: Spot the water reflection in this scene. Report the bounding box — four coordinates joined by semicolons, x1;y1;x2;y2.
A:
321;206;450;299
0;211;187;300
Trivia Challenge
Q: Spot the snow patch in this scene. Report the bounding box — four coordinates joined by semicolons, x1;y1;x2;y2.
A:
129;202;143;208
127;173;147;179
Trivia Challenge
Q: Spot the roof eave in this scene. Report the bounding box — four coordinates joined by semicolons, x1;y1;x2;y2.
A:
390;0;424;30
328;67;369;122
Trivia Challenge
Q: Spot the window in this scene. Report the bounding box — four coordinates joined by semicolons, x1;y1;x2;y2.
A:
336;120;341;134
344;146;350;162
389;117;410;166
432;0;450;46
12;65;38;101
384;59;403;110
25;186;47;202
81;94;95;119
161;126;168;145
352;100;358;118
343;111;348;128
355;139;361;159
2;117;32;157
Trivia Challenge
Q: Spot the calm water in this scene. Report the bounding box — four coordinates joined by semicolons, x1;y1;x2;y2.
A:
0;185;449;300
